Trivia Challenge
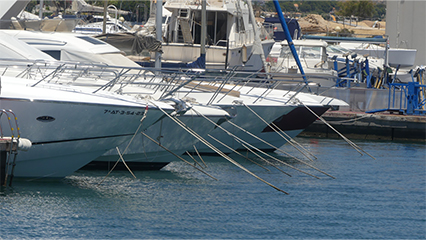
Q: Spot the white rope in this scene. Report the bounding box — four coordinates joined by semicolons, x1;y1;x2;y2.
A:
242;103;317;161
207;134;271;172
300;101;376;160
185;151;203;168
269;121;318;160
148;101;290;194
116;147;136;179
238;141;292;177
141;132;218;180
193;145;207;168
192;108;330;179
97;106;149;186
226;120;303;161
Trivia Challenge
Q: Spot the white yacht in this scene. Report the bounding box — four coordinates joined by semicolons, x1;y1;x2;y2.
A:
94;104;232;164
129;0;275;71
173;88;297;154
0;30;234;165
1;29;139;67
177;81;348;153
0;31;179;177
0;76;172;178
233;85;348;150
72;14;133;35
1;29;347;159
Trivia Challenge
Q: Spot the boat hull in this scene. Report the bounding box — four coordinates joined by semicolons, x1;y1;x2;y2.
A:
0;83;166;178
93;105;230;163
250;106;330;151
195;104;295;154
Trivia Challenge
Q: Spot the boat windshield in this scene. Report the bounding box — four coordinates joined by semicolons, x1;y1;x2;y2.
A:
279;45;323;59
327;44;349;54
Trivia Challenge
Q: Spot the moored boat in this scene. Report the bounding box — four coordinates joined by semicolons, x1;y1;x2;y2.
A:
0;76;173;178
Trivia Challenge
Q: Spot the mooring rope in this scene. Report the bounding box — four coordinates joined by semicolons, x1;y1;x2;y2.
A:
226;120;303;161
207;134;271;172
223;119;335;179
185;151;203;168
193;145;207;168
141;132;218;180
269;121;318;160
238;141;292;177
300;100;376;160
115;147;136;179
149;101;289;194
97;106;150;186
192;108;329;179
232;137;323;179
242;103;317;161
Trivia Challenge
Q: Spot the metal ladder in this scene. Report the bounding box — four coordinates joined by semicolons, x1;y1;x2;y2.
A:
178;8;193;44
0;109;21;187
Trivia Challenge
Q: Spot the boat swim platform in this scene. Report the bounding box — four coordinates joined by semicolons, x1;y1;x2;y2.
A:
1;138;32;186
299;111;426;142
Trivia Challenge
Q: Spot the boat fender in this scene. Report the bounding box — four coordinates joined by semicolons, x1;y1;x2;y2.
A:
242;45;248;63
17;138;32;151
232;100;244;105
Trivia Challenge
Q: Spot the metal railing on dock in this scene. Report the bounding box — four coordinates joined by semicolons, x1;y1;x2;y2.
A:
366;68;426;115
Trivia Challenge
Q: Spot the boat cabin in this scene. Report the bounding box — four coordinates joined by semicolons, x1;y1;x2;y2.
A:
163;0;255;48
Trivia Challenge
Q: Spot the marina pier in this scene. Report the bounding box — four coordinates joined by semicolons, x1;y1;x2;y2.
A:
300;111;426;141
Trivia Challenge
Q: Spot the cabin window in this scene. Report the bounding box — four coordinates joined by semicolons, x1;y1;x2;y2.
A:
42;50;61;60
180;9;189;18
274;23;283;32
235;16;245;33
214;12;227;45
76;36;106;45
279;46;323;60
162;16;169;24
299;46;322;59
192;11;227;46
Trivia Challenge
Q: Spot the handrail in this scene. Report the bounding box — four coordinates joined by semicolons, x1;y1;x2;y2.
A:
0;110;20;140
0;57;341;105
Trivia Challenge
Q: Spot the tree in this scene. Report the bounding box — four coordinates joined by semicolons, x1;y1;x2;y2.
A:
336;0;376;20
355;0;375;19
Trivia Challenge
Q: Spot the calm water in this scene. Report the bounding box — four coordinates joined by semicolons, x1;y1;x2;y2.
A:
1;138;425;239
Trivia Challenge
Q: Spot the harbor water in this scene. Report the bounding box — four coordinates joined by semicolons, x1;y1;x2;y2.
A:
1;138;425;239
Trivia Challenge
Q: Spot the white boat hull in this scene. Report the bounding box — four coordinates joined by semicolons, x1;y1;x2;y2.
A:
252;129;304;151
195;104;295;154
0;79;167;178
246;106;330;151
94;105;230;163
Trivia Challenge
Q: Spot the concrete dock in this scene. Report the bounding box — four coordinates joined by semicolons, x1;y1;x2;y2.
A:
299;111;426;142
